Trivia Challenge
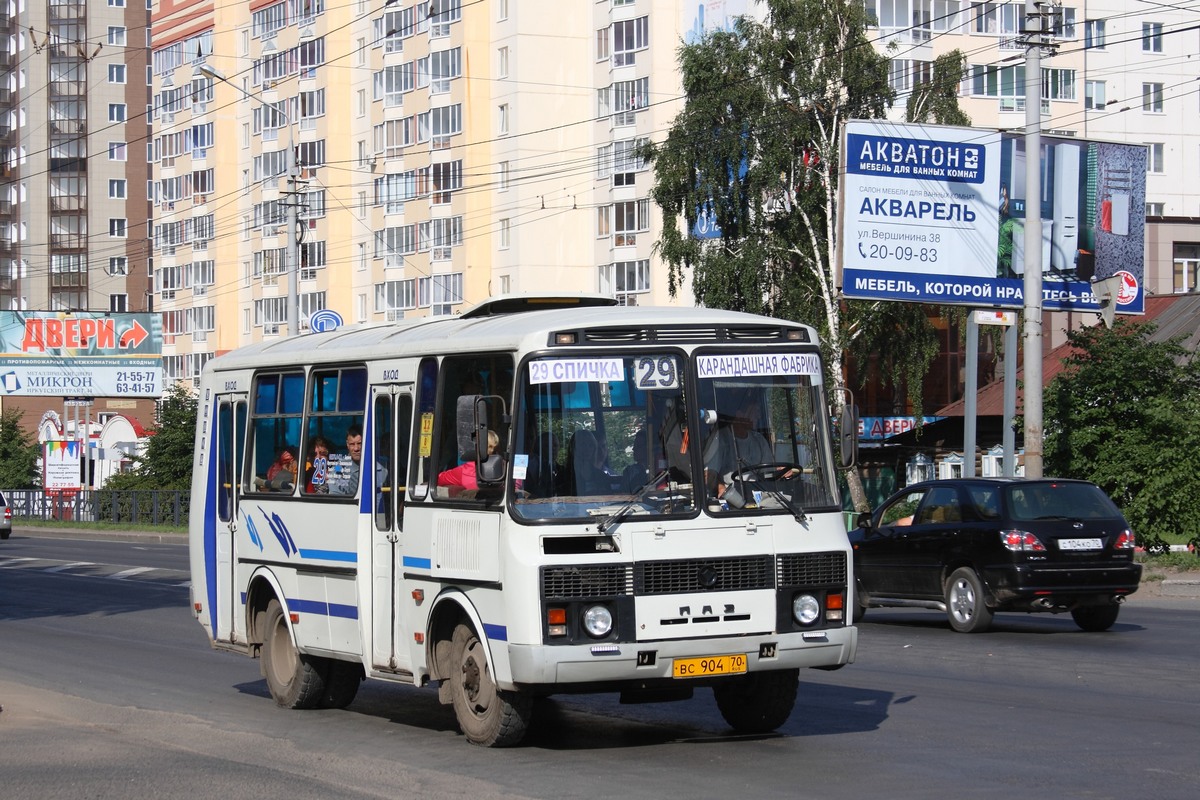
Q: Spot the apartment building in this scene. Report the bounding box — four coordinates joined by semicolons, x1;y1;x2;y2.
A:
150;1;745;386
2;0;156;433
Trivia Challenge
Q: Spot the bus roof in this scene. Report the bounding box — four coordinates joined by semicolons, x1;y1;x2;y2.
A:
202;298;818;373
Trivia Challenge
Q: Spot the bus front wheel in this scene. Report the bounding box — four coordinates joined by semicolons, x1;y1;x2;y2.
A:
713;669;799;733
261;599;326;709
447;623;532;747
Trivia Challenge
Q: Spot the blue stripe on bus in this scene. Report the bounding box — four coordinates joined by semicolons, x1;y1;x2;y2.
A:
204;398;219;635
483;623;507;642
402;556;432;570
297;549;358;562
288;598;360;620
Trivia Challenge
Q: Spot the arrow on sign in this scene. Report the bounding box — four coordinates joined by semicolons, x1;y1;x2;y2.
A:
119;320;149;348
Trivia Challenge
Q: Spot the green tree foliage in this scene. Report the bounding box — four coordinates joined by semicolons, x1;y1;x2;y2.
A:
906;49;971;126
645;0;972;508
105;382;197;491
0;408;41;489
1044;321;1200;553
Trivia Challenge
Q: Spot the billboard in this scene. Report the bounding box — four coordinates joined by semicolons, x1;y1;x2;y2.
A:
0;312;163;397
839;120;1147;314
44;440;82;491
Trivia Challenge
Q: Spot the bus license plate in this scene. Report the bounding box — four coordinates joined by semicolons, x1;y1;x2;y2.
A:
672;654;747;679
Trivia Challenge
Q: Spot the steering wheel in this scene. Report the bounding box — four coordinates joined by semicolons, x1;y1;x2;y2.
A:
735;463;799;482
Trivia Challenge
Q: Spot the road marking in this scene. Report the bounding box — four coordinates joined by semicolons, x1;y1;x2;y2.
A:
111;566;156;580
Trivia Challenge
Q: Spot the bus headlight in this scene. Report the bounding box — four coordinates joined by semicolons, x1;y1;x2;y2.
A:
792;594;821;626
582;605;614;638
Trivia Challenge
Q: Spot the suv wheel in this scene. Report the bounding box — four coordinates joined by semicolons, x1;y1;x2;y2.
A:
945;567;993;633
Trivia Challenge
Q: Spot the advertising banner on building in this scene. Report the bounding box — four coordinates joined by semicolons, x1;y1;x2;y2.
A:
839;120;1147;314
0;312;163;397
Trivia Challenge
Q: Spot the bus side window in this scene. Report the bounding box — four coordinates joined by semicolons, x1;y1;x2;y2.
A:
410;358;438;499
249;372;304;494
394;395;412;527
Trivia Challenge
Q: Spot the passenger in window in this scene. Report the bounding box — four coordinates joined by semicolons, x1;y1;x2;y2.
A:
328;425;388;496
623;427;656;492
439;430;499;492
304;436;332;494
257;446;298;492
523;430;561;497
569;429;620;495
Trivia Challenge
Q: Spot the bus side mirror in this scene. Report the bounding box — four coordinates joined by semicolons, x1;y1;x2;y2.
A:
835;387;858;470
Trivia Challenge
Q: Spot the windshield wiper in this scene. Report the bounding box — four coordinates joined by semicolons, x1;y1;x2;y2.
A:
597;469;670;534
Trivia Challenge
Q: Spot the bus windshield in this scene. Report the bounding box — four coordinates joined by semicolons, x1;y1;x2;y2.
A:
509;350;840;522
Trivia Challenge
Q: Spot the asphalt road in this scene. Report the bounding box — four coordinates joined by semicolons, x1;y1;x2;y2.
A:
2;531;1198;799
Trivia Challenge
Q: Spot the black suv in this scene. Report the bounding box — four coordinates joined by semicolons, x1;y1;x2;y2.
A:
850;478;1141;632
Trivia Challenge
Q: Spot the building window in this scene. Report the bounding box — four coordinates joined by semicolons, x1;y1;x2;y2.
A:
599;259;650;304
499;161;510;191
1143;22;1163;52
1172;243;1200;293
110;294;129;313
110;218;128;238
108;142;127;161
1053;6;1075;39
498;103;509;136
108;103;127;122
613;199;650;247
109;179;127;199
109;64;126;84
596;27;609;61
1147;202;1166;218
108;26;127;46
498;0;508;21
499;218;510;249
498;46;509;78
1146;142;1164;174
1084;81;1105;111
610;77;648;126
1143;83;1164;113
1084;18;1105;49
612;17;649;66
109;257;128;276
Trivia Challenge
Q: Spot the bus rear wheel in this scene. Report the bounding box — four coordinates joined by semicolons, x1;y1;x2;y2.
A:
713;669;799;733
448;623;531;747
261;599;326;709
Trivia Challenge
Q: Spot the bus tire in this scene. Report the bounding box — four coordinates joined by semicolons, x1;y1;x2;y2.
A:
713;669;799;733
261;599;326;709
448;623;531;747
321;660;363;709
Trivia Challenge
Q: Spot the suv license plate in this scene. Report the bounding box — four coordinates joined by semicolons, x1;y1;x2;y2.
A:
672;654;747;679
1059;537;1102;550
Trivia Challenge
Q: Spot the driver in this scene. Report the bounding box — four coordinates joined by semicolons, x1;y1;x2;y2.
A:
703;391;773;499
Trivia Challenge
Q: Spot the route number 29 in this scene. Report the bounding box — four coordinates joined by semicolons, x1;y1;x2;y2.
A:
635;356;679;390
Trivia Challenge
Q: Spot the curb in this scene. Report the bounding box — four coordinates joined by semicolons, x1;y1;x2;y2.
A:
1159;578;1200;599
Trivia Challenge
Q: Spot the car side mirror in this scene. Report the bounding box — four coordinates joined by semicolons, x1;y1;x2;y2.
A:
855;511;873;531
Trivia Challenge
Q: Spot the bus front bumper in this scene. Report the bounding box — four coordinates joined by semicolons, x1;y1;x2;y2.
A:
503;625;857;690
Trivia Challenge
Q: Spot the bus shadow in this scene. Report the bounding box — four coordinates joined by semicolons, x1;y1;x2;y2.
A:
244;678;896;749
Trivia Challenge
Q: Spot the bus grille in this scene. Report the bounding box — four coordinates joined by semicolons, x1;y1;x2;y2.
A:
777;551;847;588
635;555;774;595
541;564;633;599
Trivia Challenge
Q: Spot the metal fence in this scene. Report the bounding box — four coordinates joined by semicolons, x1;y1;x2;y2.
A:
6;489;189;528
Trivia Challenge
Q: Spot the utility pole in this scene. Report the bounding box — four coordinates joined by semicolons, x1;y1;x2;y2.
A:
1021;0;1053;479
199;65;300;336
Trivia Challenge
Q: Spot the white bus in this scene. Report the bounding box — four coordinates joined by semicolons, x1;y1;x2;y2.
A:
189;295;859;746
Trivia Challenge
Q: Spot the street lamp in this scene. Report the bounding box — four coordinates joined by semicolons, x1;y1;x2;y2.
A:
198;64;300;337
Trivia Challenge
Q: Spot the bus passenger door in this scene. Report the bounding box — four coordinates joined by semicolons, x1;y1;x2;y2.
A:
214;394;247;643
370;385;413;671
